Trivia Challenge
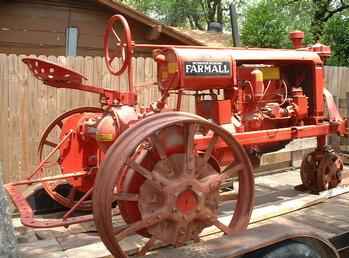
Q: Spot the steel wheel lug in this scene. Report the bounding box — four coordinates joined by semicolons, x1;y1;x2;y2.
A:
150;194;157;203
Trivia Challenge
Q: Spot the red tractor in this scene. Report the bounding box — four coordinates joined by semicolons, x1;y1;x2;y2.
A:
5;15;347;257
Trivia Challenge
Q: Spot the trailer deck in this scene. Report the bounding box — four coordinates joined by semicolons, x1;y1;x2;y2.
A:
13;167;349;258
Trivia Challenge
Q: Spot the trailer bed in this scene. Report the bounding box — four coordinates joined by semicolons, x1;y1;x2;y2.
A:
13;168;349;258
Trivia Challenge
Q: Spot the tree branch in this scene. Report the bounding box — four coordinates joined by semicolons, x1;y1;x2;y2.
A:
200;0;209;23
285;0;301;6
322;1;349;21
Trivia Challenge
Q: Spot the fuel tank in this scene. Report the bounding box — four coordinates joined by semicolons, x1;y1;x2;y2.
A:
154;47;321;91
155;48;234;91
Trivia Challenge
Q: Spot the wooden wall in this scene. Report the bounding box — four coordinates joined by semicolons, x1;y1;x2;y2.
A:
0;0;185;57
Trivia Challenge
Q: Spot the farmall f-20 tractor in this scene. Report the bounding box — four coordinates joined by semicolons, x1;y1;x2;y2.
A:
4;15;348;257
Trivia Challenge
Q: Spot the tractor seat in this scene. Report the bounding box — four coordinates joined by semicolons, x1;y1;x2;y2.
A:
22;58;87;87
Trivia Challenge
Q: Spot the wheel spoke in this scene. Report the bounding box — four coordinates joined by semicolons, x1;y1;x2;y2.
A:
185;123;198;174
127;160;169;188
202;133;219;163
126;147;170;189
114;211;168;241
150;134;167;160
113;192;139;202
127;160;153;181
138;235;157;256
220;163;244;181
44;140;58;148
121;47;126;62
112;27;121;42
149;134;176;174
209;217;232;235
219;191;238;202
42;160;59;168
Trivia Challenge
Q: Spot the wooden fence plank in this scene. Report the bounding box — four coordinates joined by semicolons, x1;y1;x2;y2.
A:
136;57;145;107
8;54;21;181
0;54;9;182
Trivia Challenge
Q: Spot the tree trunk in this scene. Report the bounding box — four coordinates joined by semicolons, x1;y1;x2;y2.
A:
217;1;223;24
205;0;224;26
191;14;205;30
311;0;328;40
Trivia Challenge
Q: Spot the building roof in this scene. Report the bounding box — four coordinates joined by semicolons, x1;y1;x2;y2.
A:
98;0;229;47
98;0;205;46
170;27;233;47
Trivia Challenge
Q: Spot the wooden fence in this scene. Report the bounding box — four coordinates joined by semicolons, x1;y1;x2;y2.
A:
325;66;349;115
0;54;196;183
0;54;348;182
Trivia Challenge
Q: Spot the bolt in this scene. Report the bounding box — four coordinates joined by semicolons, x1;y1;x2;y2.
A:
151;194;158;203
179;228;185;235
210;182;219;191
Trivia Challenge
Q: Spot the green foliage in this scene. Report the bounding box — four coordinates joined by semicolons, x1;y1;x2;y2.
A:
240;0;349;66
240;0;312;48
121;0;229;30
240;1;287;48
322;15;349;66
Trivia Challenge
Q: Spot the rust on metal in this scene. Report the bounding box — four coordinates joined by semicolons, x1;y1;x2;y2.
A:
93;112;254;257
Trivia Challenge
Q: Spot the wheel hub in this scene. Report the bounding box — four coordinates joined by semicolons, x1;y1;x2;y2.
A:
138;153;220;245
176;190;198;214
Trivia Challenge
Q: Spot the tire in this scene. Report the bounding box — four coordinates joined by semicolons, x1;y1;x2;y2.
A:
243;240;322;258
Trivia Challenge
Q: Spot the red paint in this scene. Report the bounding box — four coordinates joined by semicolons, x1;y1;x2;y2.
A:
59;113;99;192
176;190;198;214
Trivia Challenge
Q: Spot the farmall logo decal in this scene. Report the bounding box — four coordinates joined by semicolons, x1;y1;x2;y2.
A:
184;61;230;76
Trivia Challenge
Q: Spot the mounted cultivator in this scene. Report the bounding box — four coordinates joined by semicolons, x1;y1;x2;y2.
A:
4;15;348;257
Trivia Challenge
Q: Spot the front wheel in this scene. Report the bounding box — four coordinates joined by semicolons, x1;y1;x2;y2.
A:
93;112;255;257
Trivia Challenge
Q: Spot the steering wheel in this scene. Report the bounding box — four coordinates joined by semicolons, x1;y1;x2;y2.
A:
104;15;133;76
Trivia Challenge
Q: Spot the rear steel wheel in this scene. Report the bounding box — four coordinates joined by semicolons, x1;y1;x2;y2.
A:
93;112;255;257
317;151;343;192
301;146;343;193
38;107;103;210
